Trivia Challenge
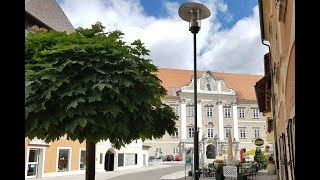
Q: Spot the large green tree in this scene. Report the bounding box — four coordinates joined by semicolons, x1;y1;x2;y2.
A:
25;22;177;180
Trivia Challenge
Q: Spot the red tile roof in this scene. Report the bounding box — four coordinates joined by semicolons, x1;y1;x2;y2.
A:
156;68;263;100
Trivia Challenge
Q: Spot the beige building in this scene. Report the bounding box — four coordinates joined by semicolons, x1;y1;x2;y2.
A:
144;68;270;165
25;1;149;178
256;0;295;179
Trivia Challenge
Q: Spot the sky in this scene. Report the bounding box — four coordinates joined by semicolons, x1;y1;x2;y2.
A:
57;0;268;75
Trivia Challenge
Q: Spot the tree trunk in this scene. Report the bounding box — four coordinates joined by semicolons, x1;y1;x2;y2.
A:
86;140;96;180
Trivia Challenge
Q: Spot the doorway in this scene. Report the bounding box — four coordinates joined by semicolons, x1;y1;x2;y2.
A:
104;151;114;171
206;144;216;159
26;148;45;178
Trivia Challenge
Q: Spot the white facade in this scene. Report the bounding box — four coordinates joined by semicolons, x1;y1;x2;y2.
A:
95;139;149;172
143;71;269;164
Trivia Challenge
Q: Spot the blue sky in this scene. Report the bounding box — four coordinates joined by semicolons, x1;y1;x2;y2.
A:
58;0;267;75
139;0;258;29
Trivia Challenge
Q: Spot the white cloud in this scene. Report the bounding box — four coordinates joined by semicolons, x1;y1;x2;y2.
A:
59;0;268;75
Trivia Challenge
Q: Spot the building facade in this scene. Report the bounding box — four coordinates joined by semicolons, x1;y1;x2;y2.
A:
25;0;149;178
256;0;295;179
25;137;149;178
144;68;270;165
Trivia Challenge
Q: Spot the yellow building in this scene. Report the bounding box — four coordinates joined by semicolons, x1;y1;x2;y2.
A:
255;0;295;179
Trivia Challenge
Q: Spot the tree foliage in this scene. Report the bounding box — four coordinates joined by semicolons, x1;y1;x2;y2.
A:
25;22;177;149
253;148;268;169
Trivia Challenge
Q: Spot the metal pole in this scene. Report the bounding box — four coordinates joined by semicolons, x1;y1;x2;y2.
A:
193;32;199;180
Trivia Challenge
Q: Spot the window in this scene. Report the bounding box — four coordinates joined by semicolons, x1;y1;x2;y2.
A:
189;127;195;137
254;128;260;138
156;147;162;153
27;149;39;176
99;153;103;164
57;148;70;172
206;83;212;91
239;128;246;138
173;147;179;154
80;149;86;170
252;109;259;118
224;128;231;138
206;107;213;117
171;105;179;117
118;153;124;167
187;106;194;116
171;127;179;137
238;108;245;118
125;153;137;166
224;107;231;118
207;128;214;138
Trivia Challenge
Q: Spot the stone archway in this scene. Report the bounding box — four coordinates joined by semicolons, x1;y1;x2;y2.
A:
104;148;116;171
206;144;216;159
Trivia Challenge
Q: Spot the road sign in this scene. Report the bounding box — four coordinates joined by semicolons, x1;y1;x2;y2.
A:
186;156;192;166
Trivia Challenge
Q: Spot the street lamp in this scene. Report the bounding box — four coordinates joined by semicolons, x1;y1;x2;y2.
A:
178;2;211;180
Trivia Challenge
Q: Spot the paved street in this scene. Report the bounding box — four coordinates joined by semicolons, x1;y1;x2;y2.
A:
109;165;185;180
35;163;187;180
30;162;277;180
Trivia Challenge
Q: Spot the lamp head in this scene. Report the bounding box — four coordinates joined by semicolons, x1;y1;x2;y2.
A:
178;2;211;34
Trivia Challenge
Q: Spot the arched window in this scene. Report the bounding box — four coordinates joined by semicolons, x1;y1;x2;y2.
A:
206;83;212;91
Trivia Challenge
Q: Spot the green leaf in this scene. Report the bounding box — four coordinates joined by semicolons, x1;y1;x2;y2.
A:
110;105;120;117
88;94;102;103
123;80;132;87
66;97;85;110
66;121;77;133
79;118;87;128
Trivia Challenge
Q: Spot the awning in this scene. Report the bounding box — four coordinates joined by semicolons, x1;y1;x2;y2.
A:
254;73;271;113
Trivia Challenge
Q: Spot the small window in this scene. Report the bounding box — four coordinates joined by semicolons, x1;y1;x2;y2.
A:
189;127;195;137
57;149;70;172
224;128;231;138
254;128;260;138
224;107;231;118
239;128;246;138
206;83;212;91
118;153;124;167
207;128;214;138
171;127;179;138
252;109;259;118
238;108;245;118
171;105;179;117
173;147;179;154
187;106;194;117
99;153;103;164
80;149;86;170
206;107;213;117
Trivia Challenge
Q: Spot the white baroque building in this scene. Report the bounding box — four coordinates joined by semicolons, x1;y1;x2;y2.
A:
143;68;271;164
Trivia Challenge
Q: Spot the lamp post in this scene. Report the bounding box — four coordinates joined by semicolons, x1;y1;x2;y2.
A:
178;2;211;180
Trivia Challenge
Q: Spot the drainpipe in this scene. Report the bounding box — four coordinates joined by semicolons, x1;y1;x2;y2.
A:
258;0;279;179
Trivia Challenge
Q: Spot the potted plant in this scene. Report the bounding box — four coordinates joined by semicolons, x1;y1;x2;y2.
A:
215;163;224;180
237;167;247;180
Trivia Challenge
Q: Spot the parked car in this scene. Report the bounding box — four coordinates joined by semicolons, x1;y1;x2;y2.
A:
175;154;183;161
164;155;174;161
